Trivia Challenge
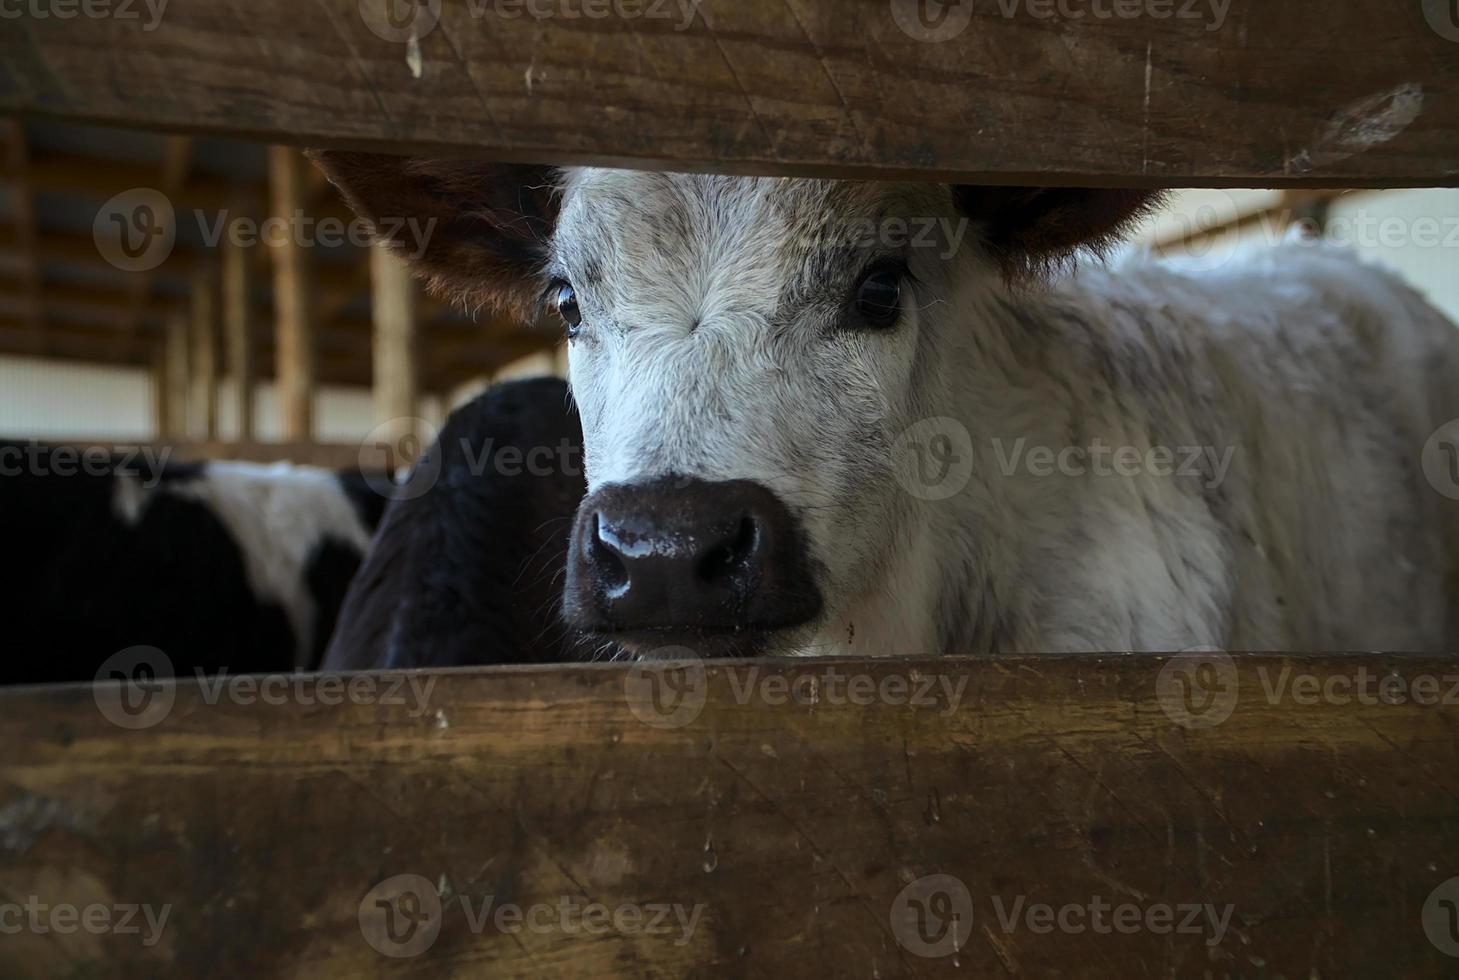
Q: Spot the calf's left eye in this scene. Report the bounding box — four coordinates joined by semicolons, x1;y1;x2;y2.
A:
854;267;904;328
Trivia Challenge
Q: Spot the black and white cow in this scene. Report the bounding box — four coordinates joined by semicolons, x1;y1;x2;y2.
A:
0;443;385;684
323;377;593;670
314;152;1459;660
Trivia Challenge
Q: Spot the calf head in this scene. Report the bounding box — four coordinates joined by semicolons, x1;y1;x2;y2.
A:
314;151;1157;658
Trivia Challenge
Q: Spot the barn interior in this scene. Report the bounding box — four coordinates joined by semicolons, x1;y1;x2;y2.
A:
3;119;1456;458
4;14;1459;966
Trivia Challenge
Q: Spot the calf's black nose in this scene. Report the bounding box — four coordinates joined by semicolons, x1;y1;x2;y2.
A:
564;476;820;641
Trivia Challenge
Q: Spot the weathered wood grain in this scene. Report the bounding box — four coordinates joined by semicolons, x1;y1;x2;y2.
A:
2;653;1458;977
2;0;1458;185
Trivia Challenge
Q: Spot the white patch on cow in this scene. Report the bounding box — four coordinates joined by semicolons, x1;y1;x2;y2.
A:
112;461;374;666
550;169;1459;657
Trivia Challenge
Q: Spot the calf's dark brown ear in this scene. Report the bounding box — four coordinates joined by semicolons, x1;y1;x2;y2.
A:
953;187;1164;282
307;150;561;320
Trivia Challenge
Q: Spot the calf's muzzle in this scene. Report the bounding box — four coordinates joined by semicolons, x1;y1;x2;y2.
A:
563;476;821;652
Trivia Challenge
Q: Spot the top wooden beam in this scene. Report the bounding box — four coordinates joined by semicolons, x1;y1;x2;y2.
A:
2;0;1457;187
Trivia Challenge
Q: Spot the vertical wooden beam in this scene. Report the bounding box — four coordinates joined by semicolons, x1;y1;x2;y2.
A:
222;227;255;441
2;121;41;341
120;135;192;342
164;314;190;438
267;145;315;442
149;344;169;440
189;267;219;441
369;244;419;446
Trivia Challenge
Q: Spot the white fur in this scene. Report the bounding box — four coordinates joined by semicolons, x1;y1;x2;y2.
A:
551;170;1459;656
113;461;374;666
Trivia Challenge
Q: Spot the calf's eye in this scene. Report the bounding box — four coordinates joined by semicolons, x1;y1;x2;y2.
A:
552;282;583;337
854;267;904;328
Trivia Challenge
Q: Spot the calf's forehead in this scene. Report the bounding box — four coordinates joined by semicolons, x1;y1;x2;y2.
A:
553;170;956;291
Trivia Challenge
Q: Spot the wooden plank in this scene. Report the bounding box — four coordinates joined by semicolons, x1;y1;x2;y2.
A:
2;1;1458;185
221;227;256;441
370;243;419;448
2;653;1458;976
268;146;317;441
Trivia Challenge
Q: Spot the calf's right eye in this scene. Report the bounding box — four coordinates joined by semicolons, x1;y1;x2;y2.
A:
853;267;904;329
552;282;583;337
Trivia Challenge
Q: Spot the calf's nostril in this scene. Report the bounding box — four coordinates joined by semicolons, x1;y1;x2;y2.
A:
589;513;630;595
696;515;758;584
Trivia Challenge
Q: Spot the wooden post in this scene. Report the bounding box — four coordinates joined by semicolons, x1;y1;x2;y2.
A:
222;226;255;441
268;145;315;442
149;344;169;440
369;243;418;448
164;313;189;438
189;268;219;440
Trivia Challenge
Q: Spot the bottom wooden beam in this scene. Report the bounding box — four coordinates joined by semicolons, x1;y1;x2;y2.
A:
2;654;1457;977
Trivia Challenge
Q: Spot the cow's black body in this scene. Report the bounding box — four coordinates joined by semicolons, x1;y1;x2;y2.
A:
324;377;595;669
0;445;384;685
